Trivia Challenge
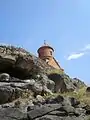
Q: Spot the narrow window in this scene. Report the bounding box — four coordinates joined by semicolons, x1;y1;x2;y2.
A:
50;51;52;55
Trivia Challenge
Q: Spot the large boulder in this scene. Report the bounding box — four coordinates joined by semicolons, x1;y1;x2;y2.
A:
0;86;22;104
0;108;27;120
48;73;76;93
0;73;10;82
22;74;55;96
36;74;55;93
27;104;62;119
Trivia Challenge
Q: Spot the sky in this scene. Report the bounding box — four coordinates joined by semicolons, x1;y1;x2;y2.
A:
0;0;90;84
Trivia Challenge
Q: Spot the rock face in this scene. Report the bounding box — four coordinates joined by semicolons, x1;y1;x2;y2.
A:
0;86;22;104
0;73;55;104
0;45;55;97
0;45;88;120
0;95;89;120
0;45;52;79
48;73;76;93
27;95;90;120
0;45;86;94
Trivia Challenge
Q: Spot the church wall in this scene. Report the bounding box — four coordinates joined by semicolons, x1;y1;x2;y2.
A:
48;58;61;69
38;47;53;58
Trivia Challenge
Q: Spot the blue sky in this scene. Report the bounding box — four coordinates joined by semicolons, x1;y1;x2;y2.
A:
0;0;90;84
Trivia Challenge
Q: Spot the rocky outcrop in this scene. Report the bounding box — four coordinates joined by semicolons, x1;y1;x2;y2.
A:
0;86;22;104
0;95;89;120
0;45;88;120
0;73;55;104
0;45;86;94
48;73;83;93
73;78;86;88
26;95;90;120
0;45;87;97
0;45;52;79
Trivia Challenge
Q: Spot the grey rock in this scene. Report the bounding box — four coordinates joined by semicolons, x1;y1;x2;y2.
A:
62;97;72;106
75;108;86;115
48;73;76;93
49;110;67;116
40;74;55;92
33;82;43;94
69;97;80;107
35;115;64;120
59;105;75;113
62;116;86;120
24;79;35;84
73;78;86;88
27;105;40;112
0;86;15;104
10;77;25;82
10;82;32;89
1;102;14;108
0;86;22;104
0;82;10;86
0;73;10;81
46;95;64;104
0;108;27;120
84;105;90;115
27;104;62;119
36;95;45;102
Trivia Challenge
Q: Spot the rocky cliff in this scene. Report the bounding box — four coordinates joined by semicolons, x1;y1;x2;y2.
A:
0;45;89;120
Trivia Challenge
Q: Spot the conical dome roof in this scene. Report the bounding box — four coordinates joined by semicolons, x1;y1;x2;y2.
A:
37;40;54;53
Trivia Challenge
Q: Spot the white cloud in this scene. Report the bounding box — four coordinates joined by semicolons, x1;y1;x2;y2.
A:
66;43;90;61
67;52;85;60
82;44;90;51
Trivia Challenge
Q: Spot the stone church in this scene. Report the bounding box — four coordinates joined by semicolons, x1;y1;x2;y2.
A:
37;41;64;71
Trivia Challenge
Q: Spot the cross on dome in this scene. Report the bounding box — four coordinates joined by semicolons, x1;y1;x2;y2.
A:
44;40;48;46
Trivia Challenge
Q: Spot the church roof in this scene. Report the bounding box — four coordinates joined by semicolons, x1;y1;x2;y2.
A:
37;40;54;53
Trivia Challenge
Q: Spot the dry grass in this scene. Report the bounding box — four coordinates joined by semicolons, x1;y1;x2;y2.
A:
47;68;64;75
44;87;90;105
61;87;90;105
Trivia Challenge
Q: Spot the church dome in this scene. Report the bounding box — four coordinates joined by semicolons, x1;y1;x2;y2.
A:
37;41;54;59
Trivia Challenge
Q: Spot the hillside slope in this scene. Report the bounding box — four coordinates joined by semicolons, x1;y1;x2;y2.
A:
0;45;89;120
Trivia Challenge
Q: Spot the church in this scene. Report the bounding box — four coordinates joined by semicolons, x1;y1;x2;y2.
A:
37;41;64;71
